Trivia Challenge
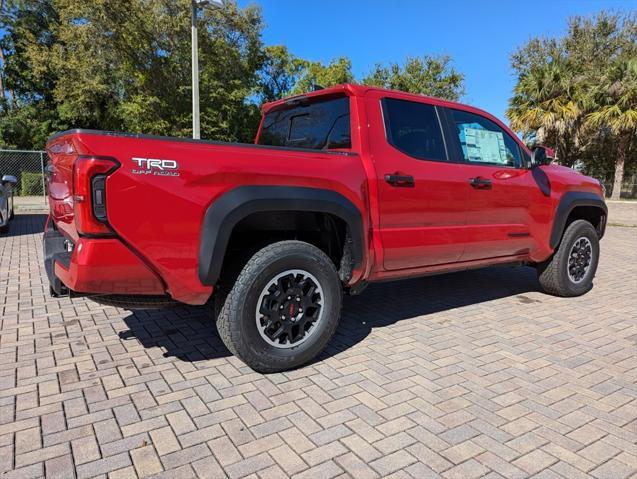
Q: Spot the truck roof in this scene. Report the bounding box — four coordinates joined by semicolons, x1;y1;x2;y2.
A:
261;83;509;132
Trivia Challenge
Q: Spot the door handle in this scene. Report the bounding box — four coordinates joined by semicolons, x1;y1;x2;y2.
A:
385;173;415;187
469;177;492;189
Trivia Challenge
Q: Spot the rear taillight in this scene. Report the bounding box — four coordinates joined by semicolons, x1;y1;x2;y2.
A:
72;156;119;236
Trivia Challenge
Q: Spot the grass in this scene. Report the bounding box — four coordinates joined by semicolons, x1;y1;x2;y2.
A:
607;222;637;228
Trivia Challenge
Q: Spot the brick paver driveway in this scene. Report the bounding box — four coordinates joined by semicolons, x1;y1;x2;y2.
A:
1;214;636;479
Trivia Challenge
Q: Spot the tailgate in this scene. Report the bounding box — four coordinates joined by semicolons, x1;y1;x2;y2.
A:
46;134;77;240
46;132;119;240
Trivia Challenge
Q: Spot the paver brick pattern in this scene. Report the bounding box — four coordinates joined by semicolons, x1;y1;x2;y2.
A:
1;213;636;478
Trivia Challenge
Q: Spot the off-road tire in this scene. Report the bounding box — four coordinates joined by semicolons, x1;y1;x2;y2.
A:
537;219;600;297
216;240;342;373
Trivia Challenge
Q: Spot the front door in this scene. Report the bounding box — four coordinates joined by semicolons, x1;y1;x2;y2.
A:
442;107;543;260
366;95;469;270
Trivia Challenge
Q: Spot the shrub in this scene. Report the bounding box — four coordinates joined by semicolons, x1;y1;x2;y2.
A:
20;172;44;196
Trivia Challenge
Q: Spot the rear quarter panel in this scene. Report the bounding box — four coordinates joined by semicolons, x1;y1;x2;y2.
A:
74;133;369;304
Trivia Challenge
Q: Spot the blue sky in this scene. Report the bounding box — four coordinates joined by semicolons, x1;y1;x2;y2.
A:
240;0;635;124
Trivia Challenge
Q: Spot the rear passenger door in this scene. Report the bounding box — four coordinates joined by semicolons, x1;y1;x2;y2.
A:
366;94;469;270
442;107;538;260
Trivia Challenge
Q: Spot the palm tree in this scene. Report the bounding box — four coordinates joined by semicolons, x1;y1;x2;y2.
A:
586;58;637;200
507;61;585;166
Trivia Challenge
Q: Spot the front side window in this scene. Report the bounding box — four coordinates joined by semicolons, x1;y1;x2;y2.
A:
382;98;446;162
449;109;522;167
259;96;351;150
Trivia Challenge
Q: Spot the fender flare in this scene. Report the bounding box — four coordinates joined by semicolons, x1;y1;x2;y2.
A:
550;191;607;249
198;186;365;285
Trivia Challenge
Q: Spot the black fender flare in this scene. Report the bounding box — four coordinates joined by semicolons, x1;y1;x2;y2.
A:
198;186;365;285
550;191;607;249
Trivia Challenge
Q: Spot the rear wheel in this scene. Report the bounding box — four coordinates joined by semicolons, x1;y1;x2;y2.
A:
216;240;342;373
537;219;600;297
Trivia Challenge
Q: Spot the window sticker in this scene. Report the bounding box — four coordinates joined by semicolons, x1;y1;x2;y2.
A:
458;125;508;164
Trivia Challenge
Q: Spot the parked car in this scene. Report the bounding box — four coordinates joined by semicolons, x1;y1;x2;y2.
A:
0;175;17;233
44;84;607;372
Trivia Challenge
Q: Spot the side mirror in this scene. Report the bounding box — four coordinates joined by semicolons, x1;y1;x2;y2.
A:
1;175;18;185
531;146;554;167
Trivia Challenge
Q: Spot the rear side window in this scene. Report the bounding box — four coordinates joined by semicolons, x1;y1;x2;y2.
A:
259;96;351;150
449;109;522;167
382;98;446;161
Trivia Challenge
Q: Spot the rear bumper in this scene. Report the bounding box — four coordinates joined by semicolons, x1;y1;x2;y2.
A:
43;224;71;296
43;218;166;296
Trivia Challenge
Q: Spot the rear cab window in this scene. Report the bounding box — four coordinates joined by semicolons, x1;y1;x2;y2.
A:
258;95;351;150
381;98;447;162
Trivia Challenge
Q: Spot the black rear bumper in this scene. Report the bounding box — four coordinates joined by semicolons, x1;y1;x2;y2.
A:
43;223;71;297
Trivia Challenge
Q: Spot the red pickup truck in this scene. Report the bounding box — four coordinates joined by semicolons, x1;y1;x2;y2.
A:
44;83;607;372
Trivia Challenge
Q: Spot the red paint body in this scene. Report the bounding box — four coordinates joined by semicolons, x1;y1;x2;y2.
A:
45;84;604;305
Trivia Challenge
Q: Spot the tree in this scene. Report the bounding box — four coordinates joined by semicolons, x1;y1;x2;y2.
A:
0;0;265;147
507;12;637;198
586;58;637;199
507;59;585;166
291;57;354;95
1;1;469;148
362;55;465;101
257;45;306;102
256;50;356;100
0;0;63;148
0;0;7;102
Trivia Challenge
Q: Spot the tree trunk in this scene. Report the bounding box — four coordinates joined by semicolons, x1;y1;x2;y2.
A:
610;133;631;200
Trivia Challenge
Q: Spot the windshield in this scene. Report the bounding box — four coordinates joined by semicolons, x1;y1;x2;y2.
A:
258;96;351;150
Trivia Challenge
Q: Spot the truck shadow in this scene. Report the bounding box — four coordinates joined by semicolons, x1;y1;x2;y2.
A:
118;264;542;368
317;264;543;364
119;306;231;362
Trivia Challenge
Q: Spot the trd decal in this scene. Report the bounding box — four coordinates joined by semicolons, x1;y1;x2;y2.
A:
131;157;180;177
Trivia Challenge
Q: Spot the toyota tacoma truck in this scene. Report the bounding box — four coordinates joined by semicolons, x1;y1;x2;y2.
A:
44;84;607;372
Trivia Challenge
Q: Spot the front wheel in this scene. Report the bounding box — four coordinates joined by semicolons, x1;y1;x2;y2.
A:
537;219;600;297
216;240;342;373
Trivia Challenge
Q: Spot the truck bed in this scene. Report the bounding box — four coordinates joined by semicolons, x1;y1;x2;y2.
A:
46;129;368;304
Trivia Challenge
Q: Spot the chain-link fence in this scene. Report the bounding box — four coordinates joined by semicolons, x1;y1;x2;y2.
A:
0;149;48;203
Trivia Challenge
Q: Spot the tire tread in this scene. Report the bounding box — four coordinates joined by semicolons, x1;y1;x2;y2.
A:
216;240;341;373
538;219;599;297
